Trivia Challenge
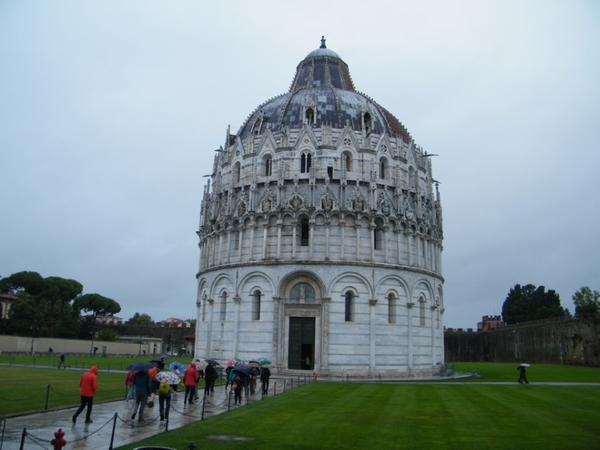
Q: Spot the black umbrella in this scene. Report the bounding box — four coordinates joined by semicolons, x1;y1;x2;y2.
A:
126;361;156;372
232;364;251;376
205;358;220;366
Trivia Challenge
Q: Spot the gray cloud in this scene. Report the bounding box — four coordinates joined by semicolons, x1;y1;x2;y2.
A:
1;1;598;328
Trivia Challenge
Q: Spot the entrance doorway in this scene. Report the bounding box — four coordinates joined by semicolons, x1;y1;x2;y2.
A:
288;317;315;370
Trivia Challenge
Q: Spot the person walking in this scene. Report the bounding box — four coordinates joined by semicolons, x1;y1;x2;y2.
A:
157;380;172;424
232;375;243;405
72;366;98;424
517;365;529;384
204;363;216;397
225;366;233;389
260;366;271;396
147;366;159;408
125;370;136;402
131;370;152;421
58;353;66;369
183;363;199;405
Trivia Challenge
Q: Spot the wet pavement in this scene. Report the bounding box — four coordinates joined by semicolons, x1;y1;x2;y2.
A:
1;382;273;450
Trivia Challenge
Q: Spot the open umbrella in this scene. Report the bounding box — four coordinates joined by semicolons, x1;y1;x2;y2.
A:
59;351;69;357
169;361;186;374
205;358;220;366
233;364;251;376
519;363;531;367
156;370;180;385
194;359;206;371
226;358;242;367
247;361;261;368
126;361;155;372
258;358;271;366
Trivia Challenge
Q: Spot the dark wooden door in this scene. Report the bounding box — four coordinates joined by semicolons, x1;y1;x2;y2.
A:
288;317;315;370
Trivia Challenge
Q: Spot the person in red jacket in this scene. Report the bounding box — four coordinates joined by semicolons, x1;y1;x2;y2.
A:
72;366;99;424
183;363;199;405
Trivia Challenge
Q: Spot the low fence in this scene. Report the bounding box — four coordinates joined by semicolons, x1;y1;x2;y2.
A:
1;376;312;450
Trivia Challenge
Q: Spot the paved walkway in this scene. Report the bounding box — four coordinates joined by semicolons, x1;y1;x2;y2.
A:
1;382;274;450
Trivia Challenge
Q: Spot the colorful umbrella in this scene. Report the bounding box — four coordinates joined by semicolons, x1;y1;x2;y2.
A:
169;361;186;374
226;358;242;367
156;370;180;384
258;358;271;366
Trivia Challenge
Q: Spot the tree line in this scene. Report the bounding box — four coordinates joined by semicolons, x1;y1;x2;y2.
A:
0;271;121;339
501;284;599;325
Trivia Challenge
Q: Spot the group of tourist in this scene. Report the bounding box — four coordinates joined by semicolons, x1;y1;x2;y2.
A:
225;364;271;405
70;357;272;426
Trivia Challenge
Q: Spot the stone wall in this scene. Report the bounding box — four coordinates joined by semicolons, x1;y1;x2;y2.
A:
444;316;600;366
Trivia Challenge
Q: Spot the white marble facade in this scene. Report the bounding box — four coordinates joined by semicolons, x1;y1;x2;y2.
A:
196;39;444;377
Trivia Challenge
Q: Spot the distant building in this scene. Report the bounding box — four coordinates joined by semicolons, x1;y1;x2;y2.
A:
0;291;17;319
156;318;192;328
95;315;124;325
477;315;505;331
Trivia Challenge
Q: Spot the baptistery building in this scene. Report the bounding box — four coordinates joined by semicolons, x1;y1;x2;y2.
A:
195;38;445;377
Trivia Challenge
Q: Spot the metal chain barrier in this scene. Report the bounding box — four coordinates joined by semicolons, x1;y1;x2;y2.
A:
23;431;51;450
7;375;312;449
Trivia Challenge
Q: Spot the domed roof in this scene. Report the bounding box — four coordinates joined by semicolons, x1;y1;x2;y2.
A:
238;38;410;143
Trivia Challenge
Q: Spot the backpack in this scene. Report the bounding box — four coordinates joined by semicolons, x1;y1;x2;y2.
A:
158;381;170;395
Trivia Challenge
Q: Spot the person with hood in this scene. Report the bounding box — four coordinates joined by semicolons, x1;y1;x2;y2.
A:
183;362;199;405
125;370;136;402
147;365;159;408
131;370;152;421
72;366;98;424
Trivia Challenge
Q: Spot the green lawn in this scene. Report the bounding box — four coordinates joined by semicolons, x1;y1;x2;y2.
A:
1;359;598;449
114;382;600;450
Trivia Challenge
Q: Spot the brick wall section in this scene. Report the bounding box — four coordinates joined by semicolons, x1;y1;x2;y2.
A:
444;317;600;366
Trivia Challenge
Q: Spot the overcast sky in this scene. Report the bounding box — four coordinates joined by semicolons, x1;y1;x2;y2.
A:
1;1;599;329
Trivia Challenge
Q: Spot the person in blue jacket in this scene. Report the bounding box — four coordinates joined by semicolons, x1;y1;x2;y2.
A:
131;370;152;421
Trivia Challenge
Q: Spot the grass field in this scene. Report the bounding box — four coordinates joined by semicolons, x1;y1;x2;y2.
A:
113;380;600;450
0;354;202;416
1;358;599;449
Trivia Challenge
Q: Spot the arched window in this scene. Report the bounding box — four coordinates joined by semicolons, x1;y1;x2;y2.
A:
408;166;416;190
265;155;272;176
362;112;372;134
251;290;261;320
220;292;228;322
342;151;352;172
202;293;207;322
374;219;384;250
379;158;387;179
419;296;426;326
388;293;397;324
305;107;315;125
300;217;309;247
232;224;240;251
344;291;354;322
301;152;312;173
234;162;241;183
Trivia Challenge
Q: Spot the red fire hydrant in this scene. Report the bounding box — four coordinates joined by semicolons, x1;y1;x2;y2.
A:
51;428;66;450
